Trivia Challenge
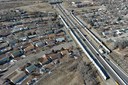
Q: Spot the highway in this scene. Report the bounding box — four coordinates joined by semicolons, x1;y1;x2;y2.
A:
70;11;128;85
55;3;128;85
57;3;109;80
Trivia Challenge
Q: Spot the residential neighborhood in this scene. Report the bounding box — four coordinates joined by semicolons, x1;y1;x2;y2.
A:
0;0;127;85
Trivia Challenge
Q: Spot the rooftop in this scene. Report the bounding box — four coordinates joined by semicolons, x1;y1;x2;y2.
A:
25;64;37;74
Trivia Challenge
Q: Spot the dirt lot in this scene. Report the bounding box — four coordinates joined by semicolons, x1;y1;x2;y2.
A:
38;59;84;85
111;50;128;74
37;53;104;85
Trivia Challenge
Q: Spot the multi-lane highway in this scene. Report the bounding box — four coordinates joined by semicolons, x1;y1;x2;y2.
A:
70;11;128;85
55;3;128;85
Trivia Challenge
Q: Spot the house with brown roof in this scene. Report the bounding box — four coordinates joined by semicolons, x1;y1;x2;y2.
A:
48;34;56;39
43;62;54;69
48;53;62;61
38;54;52;65
56;32;65;36
31;37;40;42
60;50;68;56
45;40;56;46
24;44;35;53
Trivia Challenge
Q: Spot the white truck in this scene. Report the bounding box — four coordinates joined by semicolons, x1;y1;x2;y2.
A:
99;48;105;54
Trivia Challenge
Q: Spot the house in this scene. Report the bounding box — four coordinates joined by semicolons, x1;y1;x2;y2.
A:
25;64;37;74
45;52;62;65
33;41;46;47
11;27;23;33
76;3;87;8
55;37;65;42
46;40;56;46
42;16;55;21
19;37;28;42
102;31;109;37
0;56;13;65
60;50;68;56
116;30;123;35
28;35;37;39
72;1;81;5
48;34;56;39
20;75;33;85
43;63;54;69
24;44;35;53
0;42;9;50
72;0;94;8
0;47;13;55
8;39;18;46
31;37;40;42
22;42;31;48
48;53;62;60
26;77;38;85
11;25;27;33
11;50;24;58
6;70;27;85
56;32;65;36
71;1;81;7
49;0;63;4
38;54;52;65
